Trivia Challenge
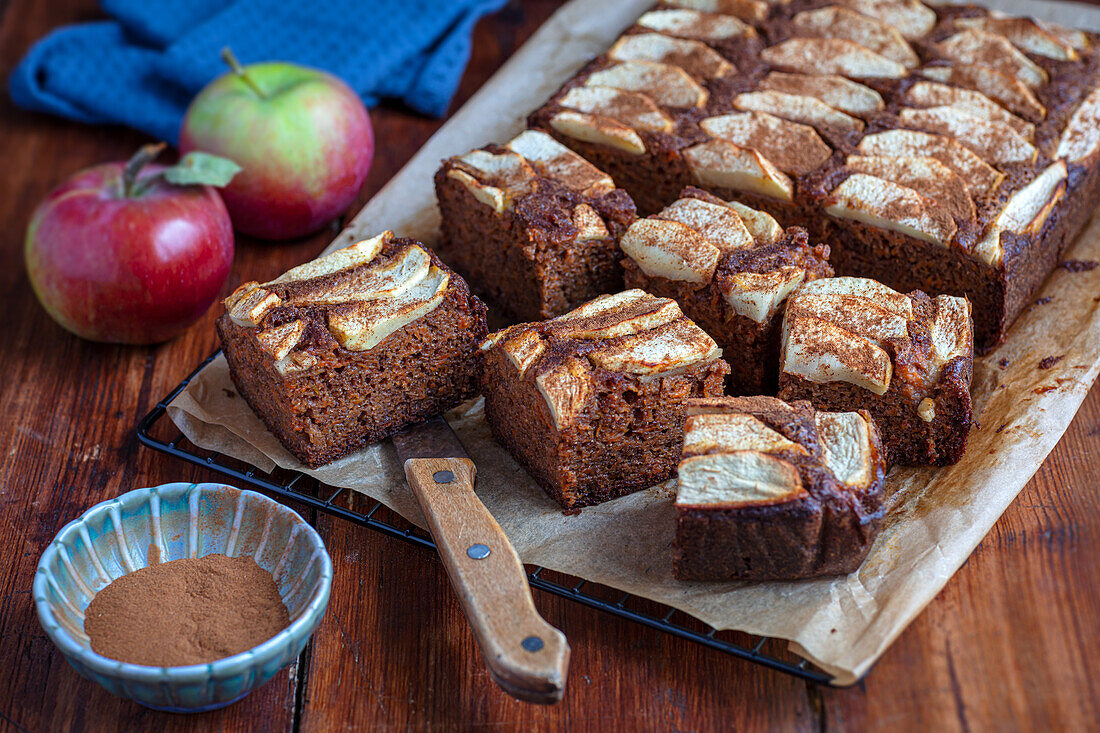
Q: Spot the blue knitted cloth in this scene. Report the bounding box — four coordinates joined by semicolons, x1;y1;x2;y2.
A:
9;0;508;143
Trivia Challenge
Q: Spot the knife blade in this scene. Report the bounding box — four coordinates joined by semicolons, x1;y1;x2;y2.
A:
391;415;469;461
391;416;570;704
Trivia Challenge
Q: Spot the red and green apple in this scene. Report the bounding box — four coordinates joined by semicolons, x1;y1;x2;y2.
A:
180;50;374;240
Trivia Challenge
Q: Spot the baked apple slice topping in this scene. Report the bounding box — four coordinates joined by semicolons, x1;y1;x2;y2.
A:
954;16;1078;61
571;204;611;243
920;64;1046;122
935;29;1048;89
515;291;723;428
558;85;675;134
550;111;647;155
683;139;796;201
904;81;1034;140
636;8;756;41
255;320;306;361
294;243;432;305
326;264;450;352
761;38;907;78
814;411;877;488
734;90;864;134
824;173;957;249
782;277;915;395
1036;18;1091;51
927;296;973;374
791;6;918;68
974;161;1068;266
700;111;832;176
897;106;1037;165
500;328;547;377
226;283;280;327
683;411;805;455
505;130;615;196
845;154;975;223
797;276;914;317
271;231;389;284
608;33;736;80
758;72;884;116
550;289;683;340
585;60;709;108
535;357;593;430
837;0;936;40
587;317;721;375
677;450;806;506
619;218;722;283
658;0;770;24
656;197;756;251
1057;89;1100;165
720;267;808;323
448;149;536;213
724;200;783;244
856;129;1004;198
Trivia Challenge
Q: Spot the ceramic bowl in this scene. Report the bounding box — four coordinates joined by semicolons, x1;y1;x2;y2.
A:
34;482;332;713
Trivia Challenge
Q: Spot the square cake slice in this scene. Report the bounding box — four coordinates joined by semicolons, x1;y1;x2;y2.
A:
620;186;833;394
480;289;729;509
674;396;887;582
435;129;636;323
218;231;488;468
777;277;973;466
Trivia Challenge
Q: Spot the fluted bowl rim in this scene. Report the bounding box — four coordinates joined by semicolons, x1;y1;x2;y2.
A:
34;482;332;686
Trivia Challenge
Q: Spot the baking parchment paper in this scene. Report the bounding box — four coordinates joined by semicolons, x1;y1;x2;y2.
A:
166;0;1100;684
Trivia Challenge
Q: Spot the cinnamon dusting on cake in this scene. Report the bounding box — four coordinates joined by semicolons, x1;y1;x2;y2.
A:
700;112;831;176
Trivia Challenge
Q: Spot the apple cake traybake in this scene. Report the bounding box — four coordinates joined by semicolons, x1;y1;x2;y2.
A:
217;231;488;467
527;0;1100;353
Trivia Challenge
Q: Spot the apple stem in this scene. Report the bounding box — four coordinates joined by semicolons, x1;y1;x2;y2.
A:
221;47;266;99
121;142;167;198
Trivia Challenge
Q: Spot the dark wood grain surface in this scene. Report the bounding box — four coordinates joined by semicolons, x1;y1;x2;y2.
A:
1;1;1098;730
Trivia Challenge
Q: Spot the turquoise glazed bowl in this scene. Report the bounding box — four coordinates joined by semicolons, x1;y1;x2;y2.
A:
34;482;332;713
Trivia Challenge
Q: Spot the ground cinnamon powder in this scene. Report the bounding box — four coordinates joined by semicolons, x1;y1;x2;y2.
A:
84;553;290;667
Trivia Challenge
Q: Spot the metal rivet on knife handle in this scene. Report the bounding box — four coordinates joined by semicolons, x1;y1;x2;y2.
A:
522;636;545;652
433;470;455;484
467;543;491;560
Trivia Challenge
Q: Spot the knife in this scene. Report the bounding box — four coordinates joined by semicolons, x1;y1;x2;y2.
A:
391;416;570;704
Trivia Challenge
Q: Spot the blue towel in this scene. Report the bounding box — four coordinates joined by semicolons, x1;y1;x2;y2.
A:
9;0;508;143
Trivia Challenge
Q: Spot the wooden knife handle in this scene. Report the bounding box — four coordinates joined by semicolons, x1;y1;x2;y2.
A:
403;456;570;704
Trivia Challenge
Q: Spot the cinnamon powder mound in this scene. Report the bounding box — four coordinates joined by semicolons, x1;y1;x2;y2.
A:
84;554;290;667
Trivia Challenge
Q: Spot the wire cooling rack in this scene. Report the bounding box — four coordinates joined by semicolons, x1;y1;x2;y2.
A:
137;351;836;686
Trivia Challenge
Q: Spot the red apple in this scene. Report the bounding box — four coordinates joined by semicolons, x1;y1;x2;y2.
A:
25;144;237;344
179;50;374;240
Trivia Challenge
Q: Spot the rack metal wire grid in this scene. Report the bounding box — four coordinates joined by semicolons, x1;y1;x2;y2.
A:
137;351;838;686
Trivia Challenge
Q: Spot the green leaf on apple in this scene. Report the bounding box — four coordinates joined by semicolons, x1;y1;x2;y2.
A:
164;152;243;188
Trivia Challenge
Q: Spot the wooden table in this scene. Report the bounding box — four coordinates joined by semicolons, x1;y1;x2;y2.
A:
2;1;1098;729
